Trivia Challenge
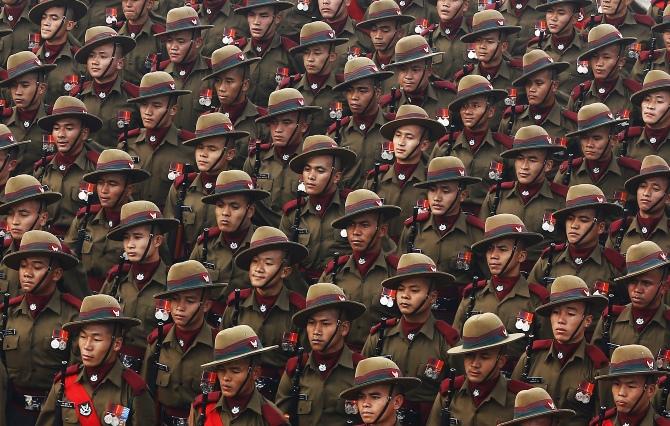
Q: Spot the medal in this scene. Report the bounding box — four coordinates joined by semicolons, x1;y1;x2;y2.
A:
592;167;600;174
521;190;529;196
149;135;156;142
496;285;503;292
533;114;541;121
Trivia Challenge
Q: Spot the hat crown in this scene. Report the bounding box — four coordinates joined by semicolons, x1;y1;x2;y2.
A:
84;25;120;43
345;189;384;209
640;154;670;174
587;23;623;43
625;241;667;269
302;135;339;153
52;96;88;114
120;200;163;222
565;183;606;204
522;49;553;67
484;213;527;234
576;102;613;123
166;5;200;24
96;149;135;170
394;104;430;121
305;282;349;306
299;21;337;43
79;294;123;317
549;275;591;298
394;35;432;58
513;124;551;145
609;344;656;373
249;226;290;247
195;112;234;133
167;259;210;287
211;45;247;68
214;324;262;351
396;252;438;273
368;0;402;15
5;174;44;196
354;356;403;383
462;312;507;341
19;229;62;252
426;156;468;176
471;9;507;28
215;169;255;189
139;71;177;89
513;388;559;418
457;75;494;96
6;51;42;73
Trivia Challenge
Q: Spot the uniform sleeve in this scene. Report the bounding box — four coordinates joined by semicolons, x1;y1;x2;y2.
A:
510;353;526;381
630;59;645;83
63;215;81;248
62;263;92;299
278;212;293;238
452;297;469;335
397;226;409;255
220;305;234;329
361;333;377;358
274;371;292;413
242;156;254;176
590;316;605;347
189;243;202;261
162;186;178;219
426;391;445;426
566;94;576;113
34;381;59;426
140;341;155;382
526;258;545;287
429;142;444;162
479;192;493;221
552;167;567;186
130;387;157;426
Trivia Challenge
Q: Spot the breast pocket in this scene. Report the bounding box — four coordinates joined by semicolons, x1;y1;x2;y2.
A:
156;369;171;388
182;210;196;226
297;399;312;415
256;175;273;193
3;333;18;352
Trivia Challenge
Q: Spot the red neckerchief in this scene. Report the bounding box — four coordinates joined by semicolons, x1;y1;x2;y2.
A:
309;190;336;217
643;126;670;147
517;180;544;204
93;80;115;97
394;162;419;187
130;260;160;290
25;292;53;318
353;111;378;133
479;62;501;79
463;128;488;153
200;172;217;193
175;60;196;79
220;100;247;124
174;325;202;351
491;275;518;301
603;14;626;27
312;347;344;379
617;406;651;426
326;16;347;35
222;226;249;251
637;214;662;237
306;73;330;93
631;306;659;332
375;52;393;67
224;391;253;415
125;22;144;35
552;340;581;366
274;142;300;164
42;43;65;64
203;0;227;21
440;15;463;38
4;3;25;28
103;208;121;227
585;156;611;182
17;107;38;123
146;126;170;149
468;375;499;407
433;213;459;236
254;290;280;313
83;361;116;389
509;0;529;16
352;249;381;277
593;78;617;100
54;150;80;173
400;318;424;339
528;102;554;124
551;32;574;50
567;244;595;264
405;89;426;106
251;37;273;56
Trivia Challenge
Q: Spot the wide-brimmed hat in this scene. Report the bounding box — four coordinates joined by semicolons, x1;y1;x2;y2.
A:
470;214;543;253
0;124;30;152
631;70;670;106
356;0;415;30
201;170;270;204
182;112;249;146
0;51;56;87
155;6;214;37
512;50;570;87
379;105;446;140
339;357;422;400
234;0;293;14
415;156;481;189
255;88;321;123
381;253;455;289
37;96;103;132
625;155;670;193
74;26;136;64
552;184;622;221
3;230;78;270
653;4;670;31
501;125;566;158
127;71;191;103
290;21;348;54
201;325;278;369
448;312;524;354
234;226;308;270
154;260;227;298
63;294;141;332
577;24;636;62
331;189;401;229
498;388;576;425
383;35;442;68
448;75;508;112
28;0;88;25
82;149;150;184
202;45;260;81
289;135;357;173
614;241;670;283
292;282;366;328
460;10;521;43
333;57;394;91
536;0;590;10
107;201;179;241
565;103;624;137
535;275;608;316
0;174;61;214
595;344;665;380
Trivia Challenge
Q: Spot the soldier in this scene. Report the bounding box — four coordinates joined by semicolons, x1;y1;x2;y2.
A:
607;155;670;255
0;51;55;175
0;230;81;424
163;112;247;261
426;312;532;426
364;105;443;240
243;88;320;228
221;226;307;399
431;0;471;80
142;260;225;425
234;0;302;107
511;275;609;426
321;189;401;351
0;0;37;65
631;6;670;82
99;201;178;373
35;294;156;425
74;0;126;40
498;388;576;426
554;103;641;198
276;283;365;425
188;325;288;425
315;0;368;71
581;0;655;43
64;149;150;293
198;0;249;57
453;213;550;362
625;70;670;161
362;253;459;424
527;184;626;296
124;71;194;210
430;74;512;213
28;0;87;106
591;241;670;359
280;135;354;282
34;96;102;239
203;45;269;169
480;125;567;265
591;344;670;426
329;56;394;189
339;357;422;426
0;125;27;201
566;24;642;118
497;0;545;57
155;6;216;132
380;35;456;118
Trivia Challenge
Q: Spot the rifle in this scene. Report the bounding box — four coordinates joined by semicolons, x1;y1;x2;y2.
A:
598;405;607;426
489;170;503;217
505;88;517;136
0;292;9;365
110;253;127;302
465;275;480;320
519;311;542;383
74;183;95;259
200;228;215;269
562;153;574;186
643;36;657;79
116;110;131;152
597;281;615;356
613;192;630;253
147;319;165;397
542;243;556;287
288;346;305;426
232;288;241;326
618;109;631;158
290;185;306;242
406;205;420;253
329;252;340;285
330;102;343;145
576;82;587;110
440;368;457;426
39;135;56;184
197;371;217;426
374;317;387;356
171;163;195;262
54;346;69;426
658;348;670;416
389;87;398;113
372;162;381;193
253;139;262;183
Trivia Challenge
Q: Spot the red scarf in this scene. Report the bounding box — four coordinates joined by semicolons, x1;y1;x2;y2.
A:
224;391;253;415
440;15;463;38
42;43;65;63
637;214;662;237
4;3;25;28
468;375;499;407
175;60;196;79
517;181;543;204
146;126;170;149
306;74;329;93
203;0;227;21
251;37;273;56
567;244;595;264
394;162;419;187
593;78;617;99
603;14;626;27
309;191;336;217
375;52;393;67
433;213;459;236
463;128;488;153
352;249;381;277
553;340;580;366
528;102;554;124
93;80;116;96
631;306;659;332
274;142;300;163
103;208;121;227
353;111;378;133
643;126;670;148
617;406;651;426
220;100;247;124
326;16;347;35
17;107;38;123
491;275;518;301
222;226;249;251
125;22;144;36
255;290;280;313
585;157;611;182
400;318;423;339
54;150;80;173
312;347;343;379
479;62;501;79
130;260;160;290
84;361;116;389
551;32;574;50
25;292;53;318
174;326;202;351
200;173;217;193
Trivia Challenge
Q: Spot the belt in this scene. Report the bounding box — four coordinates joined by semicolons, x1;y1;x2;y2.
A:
11;385;47;411
163;406;190;426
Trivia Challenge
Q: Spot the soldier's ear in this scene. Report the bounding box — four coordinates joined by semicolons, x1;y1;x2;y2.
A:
225;147;236;161
516;248;527;263
392;393;404;410
51;266;64;283
242;78;250;93
112;336;123;352
6;158;16;174
551;80;559;93
65;20;76;32
168;102;178;117
115;57;125;71
328;50;337;63
202;299;213;313
332;169;342;186
544;159;553;174
486;105;495;119
37;82;47;97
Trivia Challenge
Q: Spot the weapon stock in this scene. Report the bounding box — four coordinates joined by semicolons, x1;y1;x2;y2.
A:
374;317;387;356
288;346;305;426
465;275;480;320
440;368;457;426
171;164;195;262
406;205;420;253
562;153;574;186
147;320;165;397
232;288;241;326
330;252;340;285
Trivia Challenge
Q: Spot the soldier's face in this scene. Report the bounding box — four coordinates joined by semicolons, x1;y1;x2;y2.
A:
169;289;208;328
612;376;656;414
18;256;63;295
345;212;387;253
664;31;670;49
215;194;254;233
550;301;591;344
485;238;526;276
52;118;88;153
393;124;426;162
302;155;341;195
214;68;249;106
637;177;670;215
318;0;350;20
600;0;626;16
437;0;467;21
246;7;280;40
0;150;16;185
588;45;623;80
7;200;47;240
303;44;335;75
78;324;120;367
269;112;307;147
123;225;162;263
474;32;505;64
122;0;153;21
356;384;404;424
523;70;556;107
396;277;435;316
463;347;505;384
249;249;287;289
87;43;123;82
369;21;400;54
40;7;73;41
10;73;44;110
627;268;665;310
345;80;379;115
96;173;130;208
578;127;611;161
545;4;576;36
428;182;462;216
195;138;231;172
459;96;493;131
564;209;604;246
216;358;259;397
641;91;670;128
165;31;202;64
139;96;175;129
396;61;430;94
306;308;349;353
514;149;550;185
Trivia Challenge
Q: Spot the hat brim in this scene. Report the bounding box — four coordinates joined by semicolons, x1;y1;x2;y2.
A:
63;316;141;332
625;170;670;193
155;24;215;38
631;84;670;106
652;21;670;32
381;270;455;290
182;130;250;146
289;147;358;173
414;175;481;188
107;218;179;241
202;57;261;81
331;205;401;229
577;37;637;62
0;64;56;87
292;300;367;328
127;90;191;103
339;376;422;400
449;89;509;112
333;70;394;91
614;258;670;282
201;345;279;369
552;202;622;221
0;190;62;214
290;38;349;54
380;117;446;140
512;62;570;87
0;139;32;151
535;0;590;9
497;409;577;426
3;248;78;270
470;232;544;253
500;144;566;159
234;1;293;14
595;369;666;381
74;36;137;64
38;112;103;133
383;51;443;69
535;294;608;316
460;26;521;43
82;168;151;185
154;282;228;299
564;117;625;138
356;14;415;30
255;106;322;123
234;241;309;270
201;188;270;204
28;0;88;24
448;332;525;354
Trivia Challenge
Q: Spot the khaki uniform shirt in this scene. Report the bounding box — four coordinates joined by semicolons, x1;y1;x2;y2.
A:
1;105;50;176
590;405;664;426
606;214;670;256
498;101;574;139
431;18;471;80
632;49;670;83
73;0;122;40
290;73;346;137
199;3;249;58
188;388;287;426
35;40;80;107
566;76;639;118
382;82;456;121
218;100;270;170
626;128;670;162
118;18;166;85
553;155;639;202
499;0;545;57
0;5;38;66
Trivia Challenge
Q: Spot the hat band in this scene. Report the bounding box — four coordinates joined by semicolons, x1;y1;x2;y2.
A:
427;166;467;181
609;357;655;376
625;251;668;276
396;263;437;275
306;292;347;309
578;110;615;130
484;223;528;240
300;29;337;45
395;43;432;63
550;287;590;304
354;368;402;385
664;14;670;24
268;98;307;116
250;235;289;248
522;56;554;77
462;325;508;350
52;106;88;116
472;18;507;33
214;336;264;361
457;82;494;100
84;31;120;47
215;179;255;194
4;184;46;204
513;135;553;149
368;8;403;20
565;194;606;209
97;159;134;173
20;241;62;253
166;16;203;33
588;31;624;51
167;272;210;292
344;64;381;83
0;133;17;148
213;54;245;74
514;399;556;419
120;210;164;229
305;141;339;153
345;198;384;216
640;164;670;175
7;58;42;80
395;112;430;121
196;123;234;138
139;81;178;98
642;78;670;92
78;306;123;322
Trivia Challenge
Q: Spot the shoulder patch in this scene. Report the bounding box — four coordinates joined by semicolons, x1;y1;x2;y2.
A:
327;116;351;134
288;291;306;310
261;402;288;426
462;279;488;298
173;172;198;189
531;339;552;351
158;59;171;71
379;89;402;107
549;181;568;198
570;81;592;100
118;128;142;143
507;378;533;394
369;318;399;335
151;23;166;34
617;156;642;172
488;181;514;193
385;253;400;269
562;110;577;122
286;353;310;377
528;283;550;302
76;204;102;219
439;375;466;395
437;131;461;147
454;63;475;81
366;163;390;177
618;125;642;141
226;287;252;306
558;157;583;173
508;57;523;68
352;351;365;366
122;368;149;396
602;304;626;318
403;210;430;227
282;197;307;214
177;129;196;142
431;79;457;93
465;214;485;231
493;132;514;149
121;81;140;99
248;141;272;157
193;391;221;409
585;344;609;369
197;227;221;244
435;320;460;346
147;323;175;344
105;262;131;282
324;254;350;275
54;363;81;383
603;247;626;271
623;78;643;93
541;242;565;258
60;293;82;310
278;74;302;89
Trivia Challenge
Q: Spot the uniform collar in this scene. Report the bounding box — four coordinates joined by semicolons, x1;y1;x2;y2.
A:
421;210;468;235
296;72;339;92
401;82;440;105
380;159;427;184
617;303;667;327
542;338;586;363
455;128;496;150
7;104;48;127
461;374;508;406
241;284;291;312
522;101;563;127
475;59;514;81
82;76;124;97
76;359;124;388
48;143;93;172
132;260;168;291
163;54;210;78
503;179;552;201
555;244;604;266
119;17;154;38
308;344;354;372
18;288;62;316
435;15;470;39
244;33;281;57
546;31;584;52
575;153;622;177
341;249;391;277
216;224;255;250
37;39;75;61
137;125;181;147
345;108;386;134
589;76;626;98
482;275;530;299
630;213;670;236
387;314;436;339
305;188;344;215
216;388;265;416
164;321;215;350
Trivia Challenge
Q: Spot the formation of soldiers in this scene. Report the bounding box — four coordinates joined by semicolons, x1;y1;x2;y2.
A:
3;0;670;425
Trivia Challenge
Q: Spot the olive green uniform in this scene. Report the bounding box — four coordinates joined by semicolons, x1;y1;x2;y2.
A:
118;18;167;85
632;49;670;83
35;40;80;107
431;18;471;80
553;155;641;202
499;101;576;139
286;73;346;136
199;3;249;57
1;105;50;176
381;81;457;121
217;100;270;170
499;0;546;57
624;127;670;162
606;214;670;256
188;388;287;426
0;5;38;66
73;0;123;40
566;77;641;118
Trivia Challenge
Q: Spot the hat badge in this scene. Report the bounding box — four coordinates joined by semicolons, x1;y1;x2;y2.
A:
128;162;134;169
661;252;667;261
149;212;157;219
548;401;556;410
297;98;304;105
247;183;254;189
459;170;465;176
582;288;589;296
250;339;258;348
391;370;399;378
50;245;59;251
607;113;613;119
430;265;437;272
328;30;335;38
497;19;504;25
38;186;44;193
191;18;198;25
202;273;210;282
238;53;245;60
35;59;42;66
423;46;430;53
514;226;523;232
502;328;508;336
647;359;654;369
338;295;345;301
375;200;383;206
8;135;13;141
112;309;120;317
596;196;604;203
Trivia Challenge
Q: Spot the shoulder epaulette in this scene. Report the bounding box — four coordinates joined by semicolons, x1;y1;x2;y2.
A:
323;255;350;275
197;227;221;244
570;80;592;100
248;141;272;156
623;78;642;93
589;408;616;426
609;217;633;236
462;279;488;297
437;131;461;146
76;204;102;218
454;63;476;81
122;368;148;396
177;129;196;141
147;323;175;344
121;81;140;99
281;36;298;51
528;282;550;302
633;13;655;27
439;375;466;395
226;287;252;306
617;156;642;172
493;132;514;149
327;116;351;134
549;181;568;198
488;181;515;193
541;242;565;258
558;157;583;173
0;106;11;118
282;197;307;214
383;112;396;121
193;391;221;409
2;237;11;250
502;105;527;118
603;247;626;271
173;172;198;189
379;90;402;108
70;80;89;97
118;128;142;143
585;344;609;369
507;379;533;394
105;262;132;282
367;163;390;177
431;79;457;93
54;364;81;383
60;293;82;310
352;351;364;366
435;320;460;346
465;214;485;231
261;402;288;426
531;339;552;351
618;125;642;141
158;59;171;71
370;317;399;334
638;48;664;62
403;210;430;226
562;110;578;122
150;23;166;34
288;291;306;310
278;74;302;89
385;253;400;269
33;154;56;171
286;353;310;376
508;57;523;68
527;35;541;47
602;304;626;318
85;149;100;166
